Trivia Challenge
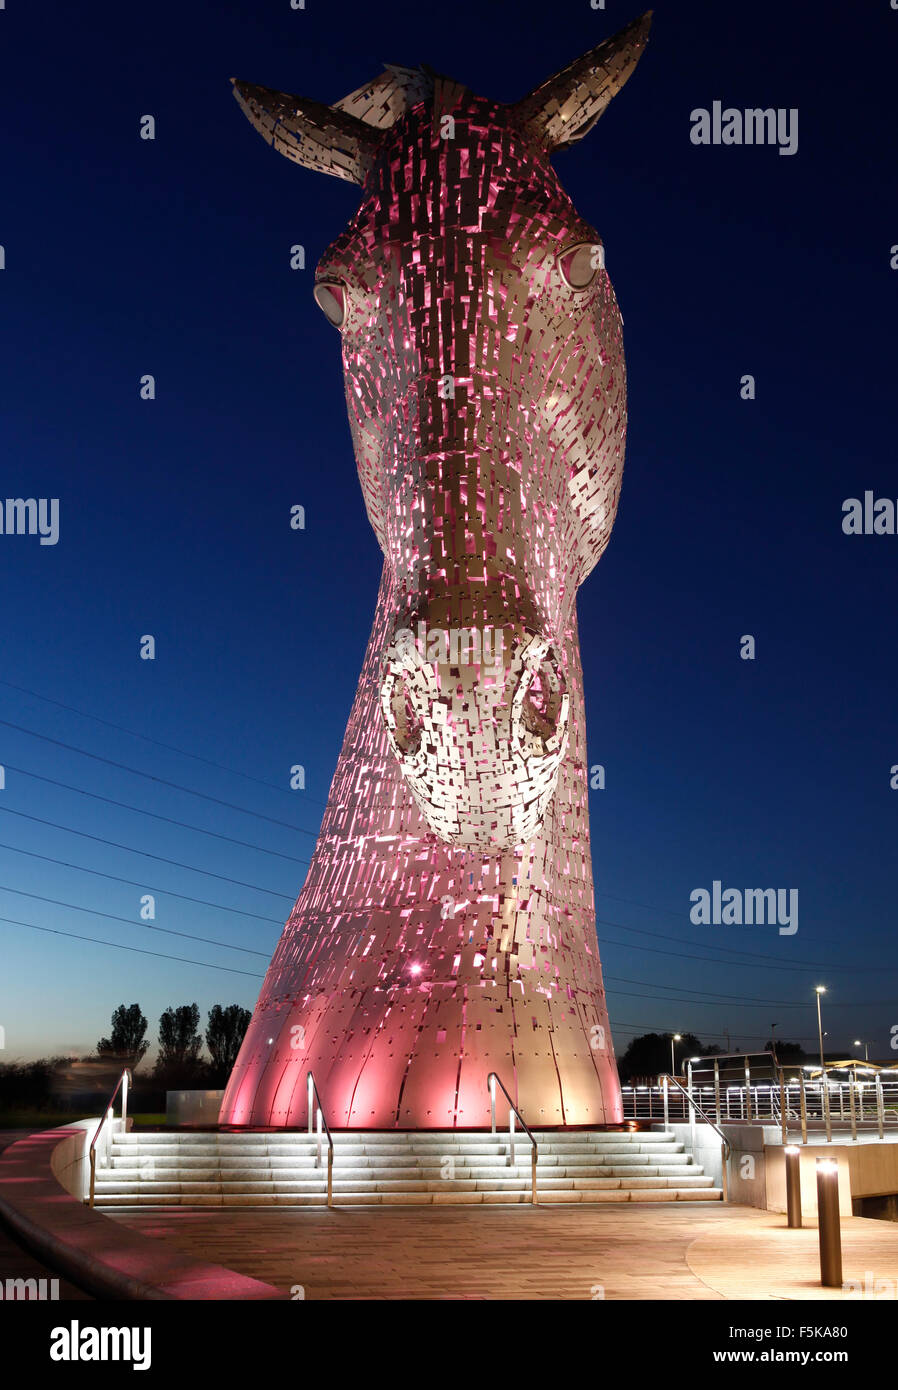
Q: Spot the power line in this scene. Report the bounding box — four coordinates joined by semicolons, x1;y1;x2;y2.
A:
0;794;879;976
610;1022;823;1045
604;974;835;1007
3;691;880;971
0;804;883;1008
595;888;890;958
0;806;295;899
0;884;270;957
2;814;874;991
605;983;887;1009
0;914;265;978
3;764;313;866
0;716;319;837
0;882;877;1017
0;840;285;925
0;676;327;806
596;922;888;974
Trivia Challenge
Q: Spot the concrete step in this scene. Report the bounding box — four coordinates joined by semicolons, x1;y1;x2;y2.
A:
113;1133;683;1150
94;1127;719;1208
94;1187;722;1207
95;1173;716;1196
114;1130;679;1146
103;1168;699;1190
110;1141;687;1162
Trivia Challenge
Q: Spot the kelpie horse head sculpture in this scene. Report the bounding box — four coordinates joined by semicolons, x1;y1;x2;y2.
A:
221;15;650;1129
233;13;649;850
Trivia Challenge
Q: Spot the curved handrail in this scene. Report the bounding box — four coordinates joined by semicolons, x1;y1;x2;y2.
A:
307;1071;334;1207
88;1066;132;1207
487;1072;538;1204
659;1072;730;1154
659;1072;730;1201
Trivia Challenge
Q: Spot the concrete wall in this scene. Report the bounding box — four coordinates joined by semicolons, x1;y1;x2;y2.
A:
49;1117;127;1202
166;1089;225;1126
722;1124;777;1209
0;1127;285;1299
655;1122;727;1188
839;1140;898;1200
765;1145;852;1219
671;1118;895;1217
654;1120;881;1219
765;1141;898;1216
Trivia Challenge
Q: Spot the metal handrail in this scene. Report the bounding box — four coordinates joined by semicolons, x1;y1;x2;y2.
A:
87;1066;132;1207
487;1072;538;1205
659;1072;730;1202
306;1071;333;1207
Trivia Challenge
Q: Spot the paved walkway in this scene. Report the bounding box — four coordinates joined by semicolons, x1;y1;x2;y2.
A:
0;1130;91;1301
109;1202;898;1300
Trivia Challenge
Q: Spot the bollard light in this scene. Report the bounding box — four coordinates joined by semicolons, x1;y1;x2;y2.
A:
816;1158;842;1287
784;1146;802;1228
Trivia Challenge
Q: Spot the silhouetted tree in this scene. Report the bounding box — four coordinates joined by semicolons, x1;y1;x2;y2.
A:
205;1004;251;1083
0;1057;69;1112
154;1004;203;1083
766;1039;806;1067
617;1032;722;1082
97;1004;149;1070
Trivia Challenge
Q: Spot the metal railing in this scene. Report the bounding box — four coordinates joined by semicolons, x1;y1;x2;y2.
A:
88;1066;132;1207
306;1071;333;1206
623;1075;898;1144
657;1073;730;1200
488;1072;538;1204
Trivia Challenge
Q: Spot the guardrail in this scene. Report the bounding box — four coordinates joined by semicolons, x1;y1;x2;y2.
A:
622;1075;898;1143
488;1072;538;1204
306;1071;333;1207
657;1073;731;1200
88;1067;132;1207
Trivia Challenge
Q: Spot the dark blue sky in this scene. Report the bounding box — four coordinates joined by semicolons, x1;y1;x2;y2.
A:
1;0;895;1066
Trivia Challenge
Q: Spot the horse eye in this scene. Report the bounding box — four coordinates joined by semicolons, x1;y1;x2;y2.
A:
313;280;346;327
558;243;602;290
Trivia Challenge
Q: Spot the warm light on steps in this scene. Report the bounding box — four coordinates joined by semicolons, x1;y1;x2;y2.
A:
92;1129;723;1207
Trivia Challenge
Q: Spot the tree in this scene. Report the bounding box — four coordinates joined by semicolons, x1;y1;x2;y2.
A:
0;1057;68;1112
206;1004;251;1080
97;1004;149;1070
766;1040;806;1068
154;1003;203;1078
616;1032;722;1083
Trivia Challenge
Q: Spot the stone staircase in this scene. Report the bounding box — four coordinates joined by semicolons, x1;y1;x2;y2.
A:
93;1129;723;1207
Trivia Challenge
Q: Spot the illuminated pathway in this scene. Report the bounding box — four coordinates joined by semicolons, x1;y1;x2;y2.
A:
0;1131;92;1301
109;1204;898;1301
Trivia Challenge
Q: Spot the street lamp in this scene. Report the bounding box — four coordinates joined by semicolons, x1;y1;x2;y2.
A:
670;1033;681;1075
854;1039;869;1062
815;987;827;1072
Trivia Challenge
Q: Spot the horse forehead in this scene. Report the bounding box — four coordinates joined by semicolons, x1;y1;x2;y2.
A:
356;97;570;243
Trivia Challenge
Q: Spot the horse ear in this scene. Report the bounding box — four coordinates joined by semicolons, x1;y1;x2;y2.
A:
231;79;382;184
512;11;652;151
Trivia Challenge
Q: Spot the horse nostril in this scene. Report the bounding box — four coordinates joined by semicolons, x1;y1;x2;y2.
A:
514;642;568;756
389;671;424;756
521;670;556;739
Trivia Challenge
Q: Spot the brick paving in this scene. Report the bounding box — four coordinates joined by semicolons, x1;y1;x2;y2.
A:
107;1201;898;1301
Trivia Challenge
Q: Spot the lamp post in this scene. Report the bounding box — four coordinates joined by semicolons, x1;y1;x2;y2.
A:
670;1033;681;1076
854;1039;869;1063
815;987;826;1071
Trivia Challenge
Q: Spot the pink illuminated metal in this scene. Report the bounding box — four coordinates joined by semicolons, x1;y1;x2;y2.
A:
221;14;651;1129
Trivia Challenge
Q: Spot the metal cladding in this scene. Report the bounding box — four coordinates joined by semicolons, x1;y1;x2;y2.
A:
221;14;651;1129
